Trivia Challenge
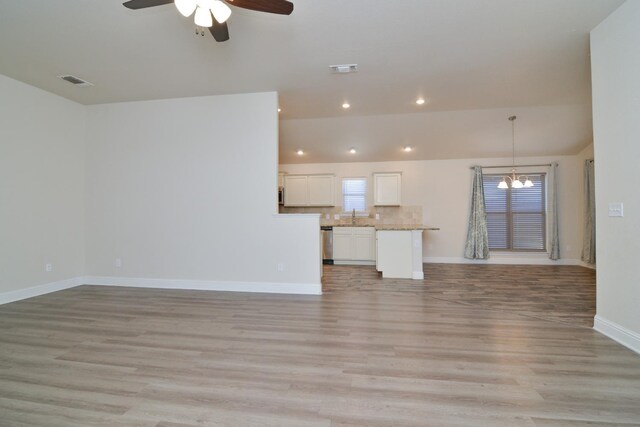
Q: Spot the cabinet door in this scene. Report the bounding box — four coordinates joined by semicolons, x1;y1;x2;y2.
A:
333;233;353;260
374;173;402;206
284;175;308;206
308;175;335;206
354;227;376;260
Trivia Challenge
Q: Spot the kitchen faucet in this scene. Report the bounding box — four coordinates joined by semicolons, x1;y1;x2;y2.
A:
352;208;356;225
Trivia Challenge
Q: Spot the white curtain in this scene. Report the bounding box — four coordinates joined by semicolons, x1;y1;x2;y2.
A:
548;162;560;260
582;160;596;264
464;166;490;259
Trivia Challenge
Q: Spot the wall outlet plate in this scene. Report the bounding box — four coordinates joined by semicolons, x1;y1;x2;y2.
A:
608;202;624;217
334;214;340;220
45;263;52;272
375;213;380;220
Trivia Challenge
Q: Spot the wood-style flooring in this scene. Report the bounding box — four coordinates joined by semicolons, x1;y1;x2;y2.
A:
0;263;639;426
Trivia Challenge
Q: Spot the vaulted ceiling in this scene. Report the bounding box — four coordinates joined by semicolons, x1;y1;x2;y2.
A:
0;0;624;163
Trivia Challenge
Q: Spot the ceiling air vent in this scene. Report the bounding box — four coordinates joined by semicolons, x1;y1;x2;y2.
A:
58;75;94;87
329;64;358;74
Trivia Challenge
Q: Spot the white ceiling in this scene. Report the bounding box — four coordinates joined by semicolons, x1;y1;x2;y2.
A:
0;0;624;162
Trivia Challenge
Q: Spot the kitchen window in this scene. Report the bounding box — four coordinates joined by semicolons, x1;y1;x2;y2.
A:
483;173;546;251
342;178;367;212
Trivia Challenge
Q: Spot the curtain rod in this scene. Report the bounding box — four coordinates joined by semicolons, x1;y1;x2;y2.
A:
470;163;552;170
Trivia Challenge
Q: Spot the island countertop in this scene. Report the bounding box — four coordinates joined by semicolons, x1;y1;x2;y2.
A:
331;224;439;231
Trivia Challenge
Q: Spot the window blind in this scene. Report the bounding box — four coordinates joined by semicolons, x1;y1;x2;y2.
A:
483;174;546;251
342;178;367;212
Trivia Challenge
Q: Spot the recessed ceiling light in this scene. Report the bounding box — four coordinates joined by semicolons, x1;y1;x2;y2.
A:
403;146;413;152
278;108;281;112
349;148;357;154
296;149;304;155
342;102;350;109
416;98;425;105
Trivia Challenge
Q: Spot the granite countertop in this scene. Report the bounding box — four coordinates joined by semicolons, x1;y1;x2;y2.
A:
331;224;439;231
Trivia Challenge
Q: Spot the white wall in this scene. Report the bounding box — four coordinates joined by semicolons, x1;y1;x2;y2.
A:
282;153;586;264
591;0;640;352
0;74;85;296
85;92;321;293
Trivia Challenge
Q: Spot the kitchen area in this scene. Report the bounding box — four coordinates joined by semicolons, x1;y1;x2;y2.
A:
278;171;438;280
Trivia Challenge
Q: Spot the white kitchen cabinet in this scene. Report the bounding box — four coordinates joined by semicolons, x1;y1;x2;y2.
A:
284;175;308;206
308;175;335;206
373;172;402;206
284;174;335;207
333;227;376;264
332;232;353;260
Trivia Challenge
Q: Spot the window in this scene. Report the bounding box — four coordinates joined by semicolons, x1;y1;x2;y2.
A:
342;178;367;212
483;174;546;251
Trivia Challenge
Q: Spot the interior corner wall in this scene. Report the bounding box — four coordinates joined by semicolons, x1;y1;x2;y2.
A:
84;92;320;292
281;152;586;265
0;74;85;296
591;0;640;351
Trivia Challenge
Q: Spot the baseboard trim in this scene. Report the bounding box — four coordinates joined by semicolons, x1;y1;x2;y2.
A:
0;277;81;305
81;276;322;295
422;256;587;266
412;271;425;280
594;315;640;355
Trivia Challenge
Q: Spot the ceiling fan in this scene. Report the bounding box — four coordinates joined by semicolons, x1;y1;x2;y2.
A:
123;0;294;42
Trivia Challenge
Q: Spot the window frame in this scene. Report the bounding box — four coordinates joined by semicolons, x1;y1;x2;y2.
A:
483;172;548;252
342;177;368;213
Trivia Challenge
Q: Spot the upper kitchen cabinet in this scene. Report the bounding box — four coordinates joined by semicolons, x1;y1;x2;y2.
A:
284;174;335;207
373;172;402;206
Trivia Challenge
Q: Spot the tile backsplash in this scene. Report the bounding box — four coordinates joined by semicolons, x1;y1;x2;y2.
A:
279;205;423;226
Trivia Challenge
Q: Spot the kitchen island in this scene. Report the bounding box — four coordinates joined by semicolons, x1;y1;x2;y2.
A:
375;225;439;280
330;224;439;279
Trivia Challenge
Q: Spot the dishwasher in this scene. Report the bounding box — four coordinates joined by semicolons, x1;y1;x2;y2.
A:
321;226;333;265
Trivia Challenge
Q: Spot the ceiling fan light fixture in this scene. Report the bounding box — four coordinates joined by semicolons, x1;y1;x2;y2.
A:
211;0;231;24
194;5;213;27
175;0;197;17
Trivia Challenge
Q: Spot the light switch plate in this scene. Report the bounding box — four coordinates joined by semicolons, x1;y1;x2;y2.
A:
608;202;624;217
334;214;340;220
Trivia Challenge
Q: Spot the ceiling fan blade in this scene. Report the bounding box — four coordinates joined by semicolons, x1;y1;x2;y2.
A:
224;0;293;15
123;0;173;9
209;19;230;42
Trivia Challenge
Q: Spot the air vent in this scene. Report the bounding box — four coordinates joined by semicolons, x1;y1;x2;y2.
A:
329;64;358;74
58;75;93;87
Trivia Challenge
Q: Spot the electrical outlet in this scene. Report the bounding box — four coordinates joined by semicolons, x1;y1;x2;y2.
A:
325;213;330;220
115;258;122;268
45;263;53;272
608;202;624;217
277;263;284;272
375;213;380;220
334;214;340;220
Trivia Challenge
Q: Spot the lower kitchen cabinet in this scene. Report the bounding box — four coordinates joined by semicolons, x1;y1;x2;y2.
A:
333;227;376;264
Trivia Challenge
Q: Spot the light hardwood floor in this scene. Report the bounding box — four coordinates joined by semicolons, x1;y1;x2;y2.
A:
0;264;639;426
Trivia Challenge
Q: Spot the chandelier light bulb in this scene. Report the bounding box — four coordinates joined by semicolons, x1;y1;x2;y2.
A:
512;179;524;189
194;6;213;27
211;0;231;23
175;0;197;17
342;102;350;109
498;179;509;189
296;149;304;155
349;148;357;154
524;179;534;188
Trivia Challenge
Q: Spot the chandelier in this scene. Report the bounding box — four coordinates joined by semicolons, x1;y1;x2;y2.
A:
498;116;533;189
